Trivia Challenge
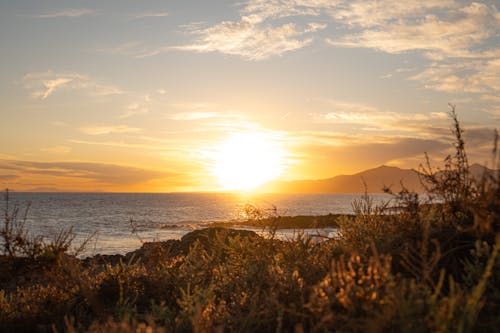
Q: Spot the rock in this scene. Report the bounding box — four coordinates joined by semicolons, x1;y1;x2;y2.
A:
125;239;181;263
84;253;125;267
1;228;261;289
179;227;259;253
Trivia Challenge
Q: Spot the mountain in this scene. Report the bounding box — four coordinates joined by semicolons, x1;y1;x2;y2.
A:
258;164;496;194
258;165;425;194
469;163;496;181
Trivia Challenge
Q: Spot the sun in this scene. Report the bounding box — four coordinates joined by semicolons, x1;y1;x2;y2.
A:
212;132;286;191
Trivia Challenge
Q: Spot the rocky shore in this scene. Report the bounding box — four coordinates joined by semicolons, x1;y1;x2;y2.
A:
0;227;261;293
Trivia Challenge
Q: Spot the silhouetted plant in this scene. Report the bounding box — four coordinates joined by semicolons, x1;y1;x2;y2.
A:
1;189;43;258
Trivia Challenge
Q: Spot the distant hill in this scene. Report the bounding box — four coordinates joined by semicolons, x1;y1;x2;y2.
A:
258;164;495;194
468;163;496;181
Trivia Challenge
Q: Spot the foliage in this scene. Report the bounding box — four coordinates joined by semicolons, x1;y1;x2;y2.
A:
0;189;43;258
0;189;93;260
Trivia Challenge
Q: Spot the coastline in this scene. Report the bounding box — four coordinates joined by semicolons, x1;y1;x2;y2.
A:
206;213;349;229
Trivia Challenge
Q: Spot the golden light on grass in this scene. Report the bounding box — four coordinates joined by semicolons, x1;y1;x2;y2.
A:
212;132;286;191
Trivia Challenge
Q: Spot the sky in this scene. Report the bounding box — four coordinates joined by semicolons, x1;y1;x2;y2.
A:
0;0;499;192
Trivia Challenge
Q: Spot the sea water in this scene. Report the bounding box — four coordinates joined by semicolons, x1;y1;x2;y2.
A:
3;192;391;255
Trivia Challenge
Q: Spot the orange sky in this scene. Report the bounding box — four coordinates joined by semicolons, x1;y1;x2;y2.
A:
0;0;498;192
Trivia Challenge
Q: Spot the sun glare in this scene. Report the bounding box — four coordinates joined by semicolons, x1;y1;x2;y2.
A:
213;132;286;191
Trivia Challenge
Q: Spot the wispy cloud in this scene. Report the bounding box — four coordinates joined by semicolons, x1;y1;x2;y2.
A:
33;8;96;19
68;136;201;170
133;11;169;19
0;174;19;181
308;98;454;136
69;139;167;151
174;19;319;60
298;98;498;167
330;1;456;27
174;0;336;60
318;108;446;126
40;146;72;154
325;1;499;94
169;102;217;110
410;58;500;93
0;159;172;185
301;137;449;161
174;0;498;97
120;103;150;119
280;130;452;178
327;2;498;60
242;0;337;22
169;112;219;121
175;0;472;60
80;125;142;136
118;90;169;119
23;71;123;99
34;77;73;99
92;41;169;58
305;22;327;32
166;102;248;122
49;120;69;127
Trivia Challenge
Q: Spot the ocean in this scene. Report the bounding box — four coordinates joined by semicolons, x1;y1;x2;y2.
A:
3;192;392;256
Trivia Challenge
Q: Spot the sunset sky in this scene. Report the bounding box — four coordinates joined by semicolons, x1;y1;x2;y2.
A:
1;0;499;192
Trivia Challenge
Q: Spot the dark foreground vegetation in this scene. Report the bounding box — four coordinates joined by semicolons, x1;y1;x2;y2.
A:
1;109;499;332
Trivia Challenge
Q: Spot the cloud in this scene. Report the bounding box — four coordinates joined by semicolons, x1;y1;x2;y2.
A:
23;71;123;99
305;22;328;32
430;112;448;120
0;159;172;185
327;2;498;59
120;95;152;119
301;98;498;152
242;0;337;22
120;103;150;119
175;0;496;62
319;137;449;162
174;0;337;60
325;1;499;93
410;58;500;93
119;90;170;118
69;137;196;158
463;127;498;147
169;112;219;121
166;102;248;122
40;146;73;154
175;19;316;60
37;77;73;99
34;9;95;18
93;41;168;58
330;1;456;27
286;134;451;178
80;125;142;136
70;139;165;151
133;11;169;19
176;0;496;93
309;99;451;134
169;102;217;110
319;109;444;125
49;121;69;127
0;174;19;181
